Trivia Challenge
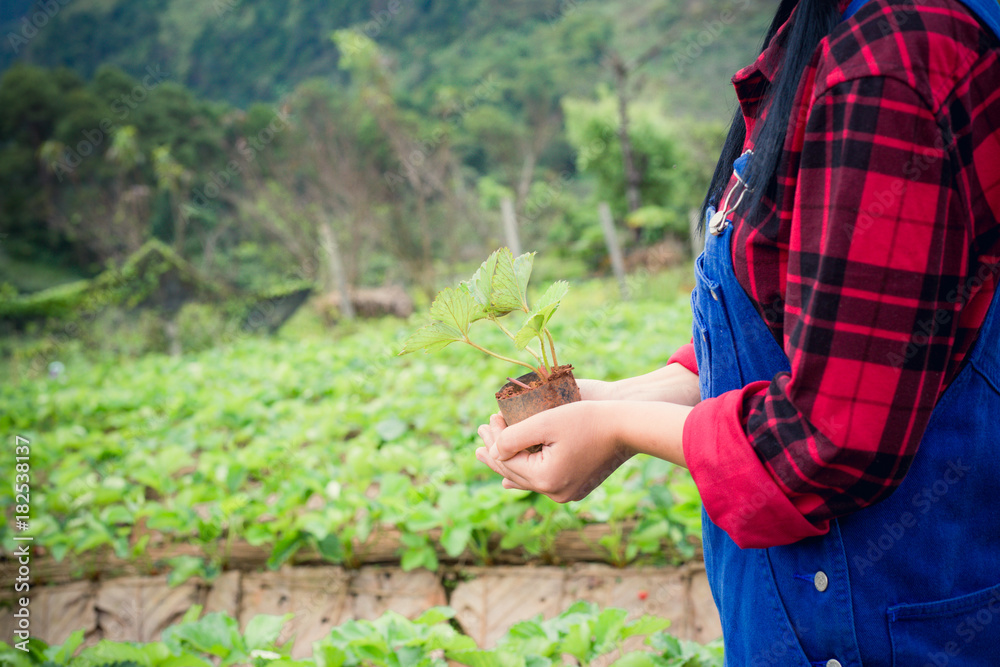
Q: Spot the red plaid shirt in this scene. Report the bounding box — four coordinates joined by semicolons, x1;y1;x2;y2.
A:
673;0;1000;548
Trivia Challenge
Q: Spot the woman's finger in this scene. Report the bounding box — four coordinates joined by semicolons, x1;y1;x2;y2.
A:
493;415;549;461
490;450;539;490
475;446;507;478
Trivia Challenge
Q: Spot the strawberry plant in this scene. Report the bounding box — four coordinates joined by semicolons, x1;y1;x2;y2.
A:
399;247;569;384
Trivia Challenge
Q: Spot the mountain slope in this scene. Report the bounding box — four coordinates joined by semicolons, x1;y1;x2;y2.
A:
1;0;774;118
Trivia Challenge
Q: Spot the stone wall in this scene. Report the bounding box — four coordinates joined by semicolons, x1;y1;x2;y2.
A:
2;563;721;658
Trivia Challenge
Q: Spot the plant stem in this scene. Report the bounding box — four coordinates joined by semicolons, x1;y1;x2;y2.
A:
538;334;551;375
463;338;538;374
530;344;550;380
545;329;559;367
507;376;531;390
493;317;544;366
493;318;517;341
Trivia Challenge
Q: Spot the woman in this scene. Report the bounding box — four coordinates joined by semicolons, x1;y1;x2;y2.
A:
476;0;1000;664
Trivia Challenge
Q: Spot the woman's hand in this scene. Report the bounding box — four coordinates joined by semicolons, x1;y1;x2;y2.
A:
476;401;633;503
475;399;693;503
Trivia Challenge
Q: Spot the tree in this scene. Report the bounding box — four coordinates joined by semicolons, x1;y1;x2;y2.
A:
332;29;463;297
152;145;192;252
563;91;705;243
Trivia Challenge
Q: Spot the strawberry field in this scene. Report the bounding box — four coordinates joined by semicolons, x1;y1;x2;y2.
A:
1;269;720;657
1;270;702;582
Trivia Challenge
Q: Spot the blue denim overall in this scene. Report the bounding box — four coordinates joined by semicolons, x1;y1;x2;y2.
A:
692;4;1000;663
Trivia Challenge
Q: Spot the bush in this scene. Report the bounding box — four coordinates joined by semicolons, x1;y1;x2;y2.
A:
175;302;228;353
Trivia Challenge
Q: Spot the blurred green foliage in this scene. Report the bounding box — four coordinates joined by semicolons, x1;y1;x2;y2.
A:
1;0;767;302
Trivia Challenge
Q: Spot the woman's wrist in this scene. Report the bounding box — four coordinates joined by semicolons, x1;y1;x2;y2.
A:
609;364;702;405
604;399;692;468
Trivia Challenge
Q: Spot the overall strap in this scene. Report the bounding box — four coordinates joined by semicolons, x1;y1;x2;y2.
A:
841;0;871;20
957;0;1000;41
970;261;1000;391
842;0;1000;42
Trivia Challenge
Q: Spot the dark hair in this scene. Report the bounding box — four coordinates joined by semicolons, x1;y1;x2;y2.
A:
702;0;842;226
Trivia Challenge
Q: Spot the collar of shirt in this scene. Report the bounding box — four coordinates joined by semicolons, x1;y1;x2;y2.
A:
732;0;855;138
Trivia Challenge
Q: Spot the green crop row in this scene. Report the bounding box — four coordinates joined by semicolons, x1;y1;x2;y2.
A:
1;602;723;667
1;272;702;582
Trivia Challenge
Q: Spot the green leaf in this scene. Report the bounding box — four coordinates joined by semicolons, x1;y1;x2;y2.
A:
76;526;112;553
467;248;534;316
398;322;465;355
158;654;215;667
490;249;534;314
513;282;567;350
440;523;472;558
161;612;241;658
513;309;550;350
77;640;153;666
166;556;207;587
466;250;501;307
139;642;174;665
315;533;344;562
395;645;426;667
647;633;683;657
609;653;660;667
180;606;204;626
524;656;552;667
558;622;592;664
593;608;628;648
50;541;70;562
313;644;348;667
425;628;477;653
400;533;438;571
375;417;408;442
535;281;568;311
47;629;84;664
621;615;671;639
268;532;304;570
448;649;525;667
429;286;486;334
244;613;294;650
503;618;546;641
101;505;134;525
22;638;50;663
352;641;391;667
414;607;455;626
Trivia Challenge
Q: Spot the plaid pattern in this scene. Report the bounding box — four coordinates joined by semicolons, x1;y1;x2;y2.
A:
712;0;1000;529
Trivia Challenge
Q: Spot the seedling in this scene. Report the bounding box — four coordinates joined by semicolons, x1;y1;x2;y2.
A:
399;247;569;383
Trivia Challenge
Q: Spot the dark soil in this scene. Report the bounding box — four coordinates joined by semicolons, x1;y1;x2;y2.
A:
496;364;575;400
